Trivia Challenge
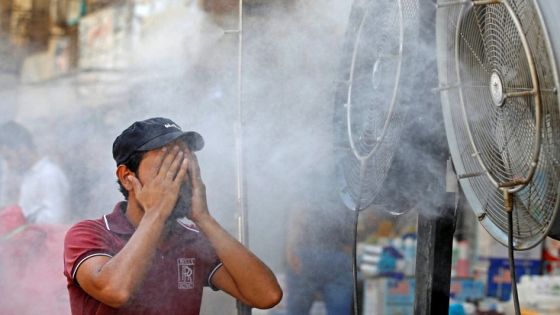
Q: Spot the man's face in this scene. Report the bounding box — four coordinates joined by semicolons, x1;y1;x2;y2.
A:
135;139;193;221
0;146;26;172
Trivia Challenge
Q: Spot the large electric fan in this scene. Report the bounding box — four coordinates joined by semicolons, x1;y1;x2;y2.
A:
334;0;422;213
437;0;560;250
334;1;444;314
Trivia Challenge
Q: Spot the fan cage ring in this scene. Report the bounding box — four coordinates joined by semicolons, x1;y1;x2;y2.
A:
455;0;542;193
346;0;404;162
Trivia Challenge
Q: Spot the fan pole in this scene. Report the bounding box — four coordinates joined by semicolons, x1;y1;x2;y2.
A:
233;0;248;249
227;0;251;314
502;189;521;315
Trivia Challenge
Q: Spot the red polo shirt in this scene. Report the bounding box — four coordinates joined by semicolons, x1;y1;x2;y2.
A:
64;202;223;315
0;206;70;315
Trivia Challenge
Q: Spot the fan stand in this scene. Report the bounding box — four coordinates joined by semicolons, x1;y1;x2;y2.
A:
414;198;457;315
414;159;458;315
414;2;459;313
502;189;522;315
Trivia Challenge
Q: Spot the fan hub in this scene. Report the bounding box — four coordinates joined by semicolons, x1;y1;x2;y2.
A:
490;72;505;107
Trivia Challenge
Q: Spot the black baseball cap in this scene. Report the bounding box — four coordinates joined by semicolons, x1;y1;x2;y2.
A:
112;117;204;166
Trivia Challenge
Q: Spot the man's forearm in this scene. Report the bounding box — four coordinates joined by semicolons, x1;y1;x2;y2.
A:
90;213;166;304
195;213;282;306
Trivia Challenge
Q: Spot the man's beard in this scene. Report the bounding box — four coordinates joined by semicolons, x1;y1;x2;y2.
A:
167;182;192;223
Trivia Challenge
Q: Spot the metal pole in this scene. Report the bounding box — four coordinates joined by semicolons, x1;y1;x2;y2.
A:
234;0;247;246
232;1;251;314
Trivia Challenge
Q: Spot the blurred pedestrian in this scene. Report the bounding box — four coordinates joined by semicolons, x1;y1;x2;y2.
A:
0;121;70;224
285;187;354;315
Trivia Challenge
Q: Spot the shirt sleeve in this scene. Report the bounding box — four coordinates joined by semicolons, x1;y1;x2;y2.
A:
20;162;69;224
63;221;114;283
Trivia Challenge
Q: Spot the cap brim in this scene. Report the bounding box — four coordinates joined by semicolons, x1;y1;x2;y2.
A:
138;131;204;152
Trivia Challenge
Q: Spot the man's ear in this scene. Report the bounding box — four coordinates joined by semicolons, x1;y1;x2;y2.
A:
116;165;134;191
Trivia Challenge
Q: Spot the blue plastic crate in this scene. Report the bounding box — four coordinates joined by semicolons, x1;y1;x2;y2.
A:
486;258;541;301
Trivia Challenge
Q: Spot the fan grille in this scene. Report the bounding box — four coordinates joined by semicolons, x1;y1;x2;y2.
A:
437;0;560;249
336;0;419;211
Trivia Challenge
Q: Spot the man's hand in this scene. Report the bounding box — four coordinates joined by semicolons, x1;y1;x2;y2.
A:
185;150;210;223
183;151;282;308
129;146;188;219
75;146;190;308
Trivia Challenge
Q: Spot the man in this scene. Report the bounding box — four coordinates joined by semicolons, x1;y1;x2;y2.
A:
63;117;282;314
0;121;70;224
0;121;71;314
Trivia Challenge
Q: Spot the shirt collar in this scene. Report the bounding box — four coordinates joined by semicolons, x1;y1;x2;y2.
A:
103;202;135;235
103;202;200;235
26;157;49;176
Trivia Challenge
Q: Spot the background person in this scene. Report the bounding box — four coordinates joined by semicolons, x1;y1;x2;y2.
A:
285;185;354;315
0;121;70;224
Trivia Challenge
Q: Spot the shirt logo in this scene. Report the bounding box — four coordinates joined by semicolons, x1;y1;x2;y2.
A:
177;258;195;289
